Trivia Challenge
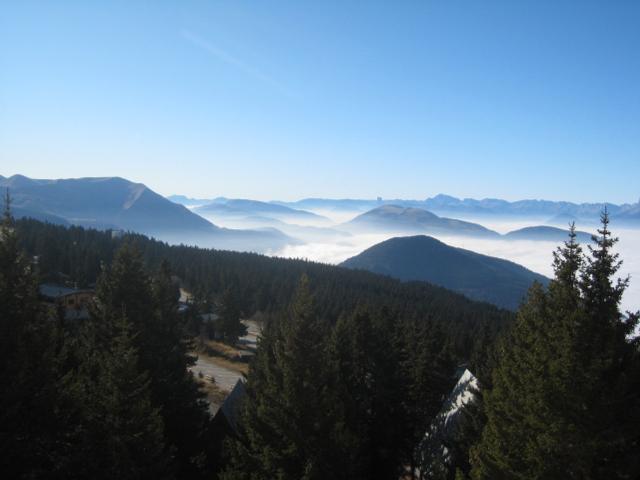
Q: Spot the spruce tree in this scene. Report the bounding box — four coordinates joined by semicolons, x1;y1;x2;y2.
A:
217;287;247;343
56;313;168;479
93;245;214;478
470;219;640;479
103;314;167;479
0;193;60;477
400;317;454;477
576;211;640;477
327;308;408;479
149;260;213;478
222;275;338;480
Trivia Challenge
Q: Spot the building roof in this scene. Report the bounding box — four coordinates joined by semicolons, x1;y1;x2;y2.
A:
39;283;92;299
415;368;479;477
216;379;247;434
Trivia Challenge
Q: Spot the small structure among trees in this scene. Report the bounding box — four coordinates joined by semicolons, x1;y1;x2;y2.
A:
39;283;94;319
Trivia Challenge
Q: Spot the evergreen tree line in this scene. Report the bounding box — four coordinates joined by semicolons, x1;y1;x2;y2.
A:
222;276;455;479
14;217;513;361
451;216;640;480
0;201;215;478
218;213;639;480
7;205;637;478
3;205;508;478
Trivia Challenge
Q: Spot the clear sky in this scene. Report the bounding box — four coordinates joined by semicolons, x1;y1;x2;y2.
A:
1;1;639;203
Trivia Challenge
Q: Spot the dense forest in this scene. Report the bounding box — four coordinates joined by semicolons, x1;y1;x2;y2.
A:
2;201;639;479
15;216;512;361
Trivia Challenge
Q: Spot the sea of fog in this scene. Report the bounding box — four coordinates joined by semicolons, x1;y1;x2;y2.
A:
207;209;640;314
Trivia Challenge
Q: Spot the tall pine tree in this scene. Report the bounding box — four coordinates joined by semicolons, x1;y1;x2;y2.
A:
576;211;640;477
54;313;168;479
216;287;247;343
0;192;60;477
327;308;408;479
470;219;640;479
149;260;213;478
222;275;339;480
92;245;214;478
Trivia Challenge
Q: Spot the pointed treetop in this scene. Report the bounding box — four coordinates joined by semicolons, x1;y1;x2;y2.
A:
552;222;583;289
1;189;15;242
3;188;11;224
585;207;623;282
291;273;314;320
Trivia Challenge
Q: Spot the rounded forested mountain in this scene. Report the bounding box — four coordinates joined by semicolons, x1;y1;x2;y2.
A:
341;235;548;310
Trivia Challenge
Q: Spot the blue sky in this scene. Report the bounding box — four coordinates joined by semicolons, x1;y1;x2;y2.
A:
1;1;639;203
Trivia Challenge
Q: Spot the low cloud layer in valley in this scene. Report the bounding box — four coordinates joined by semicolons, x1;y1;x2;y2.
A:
188;199;639;314
262;211;640;314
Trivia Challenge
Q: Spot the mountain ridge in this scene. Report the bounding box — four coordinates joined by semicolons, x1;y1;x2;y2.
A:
196;199;329;222
340;235;549;310
504;226;594;242
343;205;501;238
0;174;296;253
272;194;639;222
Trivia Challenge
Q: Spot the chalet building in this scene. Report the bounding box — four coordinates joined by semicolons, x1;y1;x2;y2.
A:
39;283;94;320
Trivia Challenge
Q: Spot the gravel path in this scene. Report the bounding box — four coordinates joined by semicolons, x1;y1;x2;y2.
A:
191;356;242;392
189;320;262;395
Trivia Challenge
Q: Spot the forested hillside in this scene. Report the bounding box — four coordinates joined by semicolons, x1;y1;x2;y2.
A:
4;210;638;479
341;235;548;310
2;205;510;478
15;218;512;359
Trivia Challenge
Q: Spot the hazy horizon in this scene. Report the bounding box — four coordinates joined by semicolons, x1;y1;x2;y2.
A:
194;203;640;314
2;1;639;203
5;172;638;206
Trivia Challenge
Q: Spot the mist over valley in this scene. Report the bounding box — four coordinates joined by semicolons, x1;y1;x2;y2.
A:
170;189;640;313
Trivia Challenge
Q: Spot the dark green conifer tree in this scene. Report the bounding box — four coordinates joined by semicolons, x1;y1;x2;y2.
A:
576;211;640;477
103;314;168;478
222;275;338;480
400;317;454;477
327;308;407;479
0;192;60;477
93;245;214;478
149;260;213;478
217;287;247;343
470;220;640;479
56;313;168;479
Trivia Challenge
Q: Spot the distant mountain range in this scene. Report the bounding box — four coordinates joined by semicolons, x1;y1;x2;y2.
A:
188;198;346;242
272;198;380;212
0;175;295;253
342;205;500;238
171;190;639;226
341;235;549;310
418;194;636;221
171;190;601;242
343;205;595;242
274;194;640;224
7;174;604;254
195;199;329;223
